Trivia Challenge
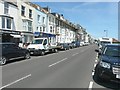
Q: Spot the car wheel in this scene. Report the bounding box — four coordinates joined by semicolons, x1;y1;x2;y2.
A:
25;53;30;59
0;57;7;65
41;51;45;56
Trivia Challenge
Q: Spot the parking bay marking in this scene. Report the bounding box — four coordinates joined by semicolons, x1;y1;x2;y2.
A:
0;74;31;89
48;58;68;67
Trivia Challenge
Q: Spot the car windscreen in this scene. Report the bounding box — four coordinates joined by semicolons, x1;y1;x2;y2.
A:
104;46;120;57
32;39;43;44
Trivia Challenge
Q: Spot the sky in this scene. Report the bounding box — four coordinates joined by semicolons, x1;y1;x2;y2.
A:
32;2;118;40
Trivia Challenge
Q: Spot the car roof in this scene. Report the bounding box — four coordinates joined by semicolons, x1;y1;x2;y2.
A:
105;44;120;47
0;42;15;45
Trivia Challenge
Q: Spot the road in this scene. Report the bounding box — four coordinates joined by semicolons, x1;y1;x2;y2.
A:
1;44;119;89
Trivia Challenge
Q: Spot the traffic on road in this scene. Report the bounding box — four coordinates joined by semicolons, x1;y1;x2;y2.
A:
0;41;120;89
0;1;119;89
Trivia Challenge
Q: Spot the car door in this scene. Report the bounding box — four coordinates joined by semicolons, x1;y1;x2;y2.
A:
3;44;18;60
12;44;25;58
43;39;49;49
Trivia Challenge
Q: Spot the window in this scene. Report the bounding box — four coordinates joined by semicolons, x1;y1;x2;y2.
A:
4;2;9;14
43;39;47;45
40;27;42;32
52;18;54;23
21;5;25;16
2;17;12;29
32;39;43;44
42;17;45;23
2;17;5;28
36;27;38;31
37;15;40;22
43;27;45;32
29;9;32;18
23;21;27;30
23;20;32;32
49;17;51;22
28;21;32;31
7;18;11;29
50;26;52;33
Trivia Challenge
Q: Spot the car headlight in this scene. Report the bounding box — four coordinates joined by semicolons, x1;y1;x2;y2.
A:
100;61;110;69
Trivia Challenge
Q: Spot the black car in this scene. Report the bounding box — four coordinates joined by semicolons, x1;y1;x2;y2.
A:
0;43;30;65
94;44;120;83
57;43;70;50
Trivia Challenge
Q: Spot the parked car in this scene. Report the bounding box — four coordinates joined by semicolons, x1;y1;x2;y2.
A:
68;43;76;49
72;41;80;48
0;43;30;65
94;44;120;83
84;42;89;46
57;43;70;50
80;41;85;46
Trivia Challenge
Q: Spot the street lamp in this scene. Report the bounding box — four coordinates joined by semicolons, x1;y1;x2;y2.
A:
104;30;108;37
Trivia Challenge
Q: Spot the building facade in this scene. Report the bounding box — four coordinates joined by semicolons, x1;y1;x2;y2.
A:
0;0;18;34
0;0;92;44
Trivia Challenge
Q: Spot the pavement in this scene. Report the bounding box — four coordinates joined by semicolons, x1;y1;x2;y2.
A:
1;44;119;89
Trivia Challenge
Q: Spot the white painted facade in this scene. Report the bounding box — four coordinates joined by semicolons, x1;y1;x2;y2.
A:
47;13;56;44
0;1;18;33
34;7;47;33
16;1;35;43
0;0;89;44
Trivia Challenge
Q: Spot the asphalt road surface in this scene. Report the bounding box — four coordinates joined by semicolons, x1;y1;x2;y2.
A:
1;44;120;89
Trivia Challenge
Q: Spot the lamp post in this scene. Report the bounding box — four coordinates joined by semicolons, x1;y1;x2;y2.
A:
104;30;108;37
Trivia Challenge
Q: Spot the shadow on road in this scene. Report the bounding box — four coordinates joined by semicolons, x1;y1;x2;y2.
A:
93;73;120;90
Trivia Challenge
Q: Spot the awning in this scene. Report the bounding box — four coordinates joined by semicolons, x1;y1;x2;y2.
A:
10;34;22;38
34;32;56;37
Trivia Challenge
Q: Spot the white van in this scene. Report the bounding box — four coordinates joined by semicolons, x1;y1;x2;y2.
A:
27;38;58;55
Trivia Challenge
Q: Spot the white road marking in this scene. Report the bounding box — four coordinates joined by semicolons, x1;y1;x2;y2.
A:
94;64;97;68
48;58;68;67
92;72;95;76
95;60;98;62
72;53;79;56
88;81;93;90
0;74;31;89
96;57;98;59
97;53;98;57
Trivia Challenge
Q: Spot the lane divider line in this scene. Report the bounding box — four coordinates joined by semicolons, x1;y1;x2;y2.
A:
92;71;95;76
48;58;68;67
0;74;31;89
94;64;97;68
88;81;93;90
95;60;98;63
72;53;79;56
